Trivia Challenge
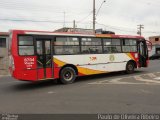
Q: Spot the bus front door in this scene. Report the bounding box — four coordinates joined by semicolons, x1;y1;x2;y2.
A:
36;39;53;80
138;41;148;67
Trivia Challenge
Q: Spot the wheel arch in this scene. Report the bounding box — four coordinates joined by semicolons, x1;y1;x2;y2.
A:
59;64;78;77
128;60;137;68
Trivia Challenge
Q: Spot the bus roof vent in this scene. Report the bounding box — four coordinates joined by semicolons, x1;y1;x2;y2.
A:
95;29;115;34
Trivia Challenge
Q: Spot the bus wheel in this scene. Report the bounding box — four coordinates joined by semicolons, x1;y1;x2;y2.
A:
126;61;135;74
60;67;76;84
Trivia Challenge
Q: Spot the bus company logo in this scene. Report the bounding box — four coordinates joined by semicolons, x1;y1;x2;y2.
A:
90;56;97;61
109;55;115;62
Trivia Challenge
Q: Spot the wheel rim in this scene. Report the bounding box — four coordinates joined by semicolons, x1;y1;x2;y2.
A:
128;64;133;71
63;70;73;81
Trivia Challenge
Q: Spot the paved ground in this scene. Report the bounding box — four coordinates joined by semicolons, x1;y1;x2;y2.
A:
88;72;160;85
0;60;160;114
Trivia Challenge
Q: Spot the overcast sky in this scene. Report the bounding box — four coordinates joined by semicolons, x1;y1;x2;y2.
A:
0;0;160;38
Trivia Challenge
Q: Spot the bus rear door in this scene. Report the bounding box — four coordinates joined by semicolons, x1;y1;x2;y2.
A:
36;38;53;80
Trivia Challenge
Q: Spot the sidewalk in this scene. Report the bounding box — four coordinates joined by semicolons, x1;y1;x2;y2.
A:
0;69;10;77
0;74;10;78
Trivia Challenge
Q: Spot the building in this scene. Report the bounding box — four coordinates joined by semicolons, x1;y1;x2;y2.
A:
149;36;160;57
149;36;160;45
54;27;94;34
0;32;9;75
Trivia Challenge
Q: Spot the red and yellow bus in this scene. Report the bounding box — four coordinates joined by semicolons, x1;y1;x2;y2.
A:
9;30;149;84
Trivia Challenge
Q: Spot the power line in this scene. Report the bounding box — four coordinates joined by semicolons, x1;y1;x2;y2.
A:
0;1;92;15
143;31;160;34
97;22;160;34
97;22;137;33
77;11;92;23
96;0;106;16
1;18;158;34
0;18;72;23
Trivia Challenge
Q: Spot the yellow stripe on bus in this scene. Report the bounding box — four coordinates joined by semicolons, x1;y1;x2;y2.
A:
54;58;65;67
126;53;136;61
54;57;107;75
77;66;106;75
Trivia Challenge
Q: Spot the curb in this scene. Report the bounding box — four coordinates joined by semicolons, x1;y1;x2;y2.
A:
0;75;11;78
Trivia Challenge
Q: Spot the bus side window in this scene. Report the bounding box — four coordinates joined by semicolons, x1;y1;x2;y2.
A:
81;38;102;54
122;39;137;52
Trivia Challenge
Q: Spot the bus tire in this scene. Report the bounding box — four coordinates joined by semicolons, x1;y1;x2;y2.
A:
126;61;135;74
60;67;76;84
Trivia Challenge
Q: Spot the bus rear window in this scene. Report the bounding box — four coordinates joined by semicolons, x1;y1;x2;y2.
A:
18;36;34;55
19;36;33;45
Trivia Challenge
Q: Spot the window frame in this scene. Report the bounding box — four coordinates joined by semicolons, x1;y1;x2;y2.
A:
18;35;35;56
122;38;138;53
80;37;103;54
17;34;139;56
103;38;122;53
54;36;80;55
0;37;7;48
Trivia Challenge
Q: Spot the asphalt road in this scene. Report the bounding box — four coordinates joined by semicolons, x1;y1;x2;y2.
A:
0;60;160;114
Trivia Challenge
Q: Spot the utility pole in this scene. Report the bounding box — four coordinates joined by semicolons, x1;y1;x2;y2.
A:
93;0;96;34
93;0;106;34
137;24;144;36
63;11;66;28
73;20;76;32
